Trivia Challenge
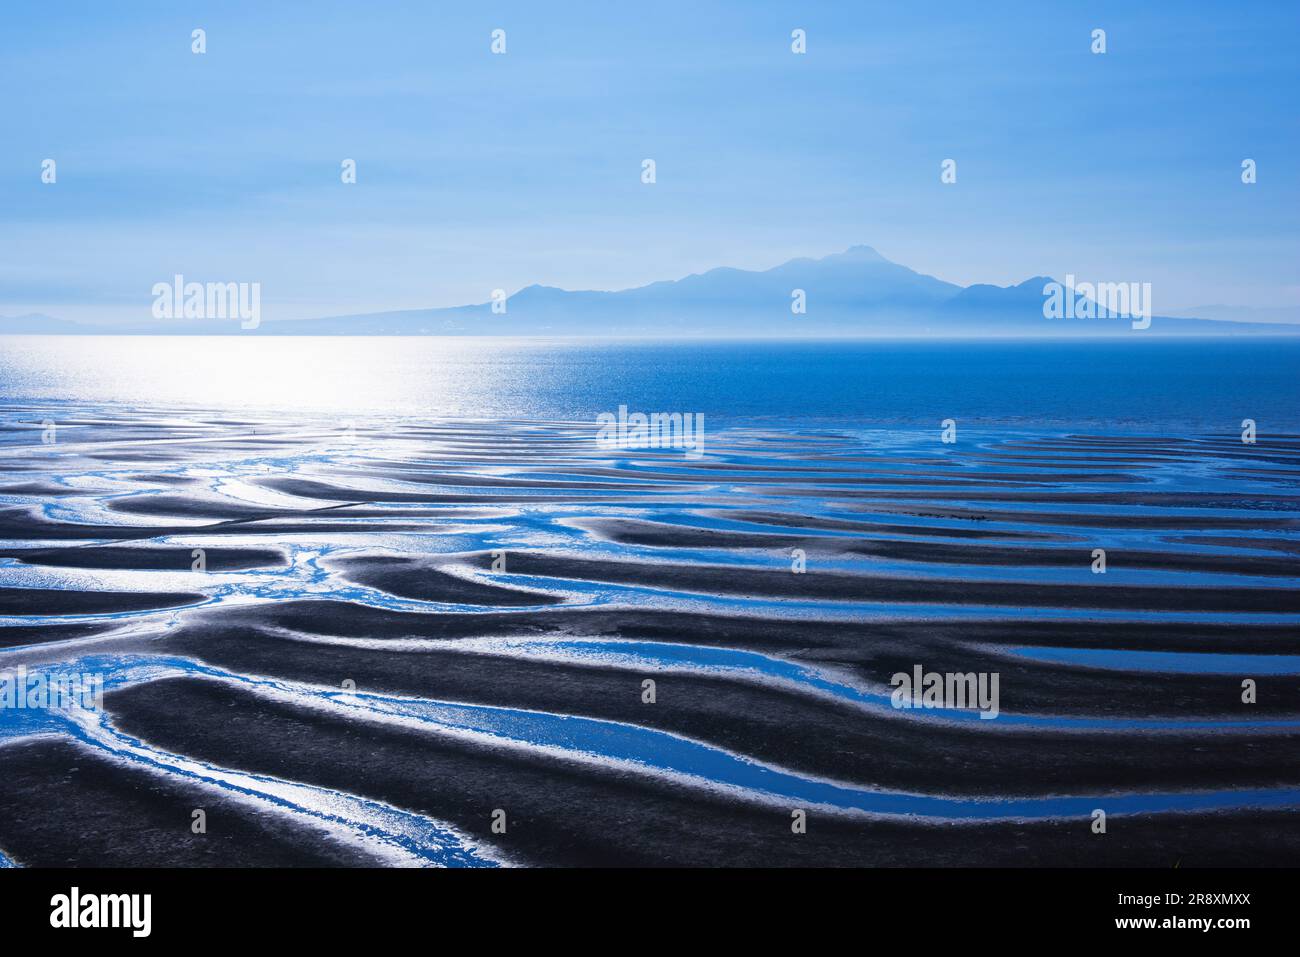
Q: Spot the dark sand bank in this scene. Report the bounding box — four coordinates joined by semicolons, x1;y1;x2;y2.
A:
0;737;387;867
90;676;1300;867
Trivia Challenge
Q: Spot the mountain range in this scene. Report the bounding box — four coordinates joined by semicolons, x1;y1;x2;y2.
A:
5;246;1297;337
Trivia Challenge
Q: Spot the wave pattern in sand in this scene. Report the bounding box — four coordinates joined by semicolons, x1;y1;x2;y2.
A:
1;408;1299;866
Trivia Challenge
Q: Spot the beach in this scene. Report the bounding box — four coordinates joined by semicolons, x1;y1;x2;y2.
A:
1;369;1298;865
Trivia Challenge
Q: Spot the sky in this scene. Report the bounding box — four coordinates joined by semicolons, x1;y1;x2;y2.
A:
1;0;1297;324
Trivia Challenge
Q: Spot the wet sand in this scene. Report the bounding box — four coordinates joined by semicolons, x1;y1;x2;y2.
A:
1;413;1298;866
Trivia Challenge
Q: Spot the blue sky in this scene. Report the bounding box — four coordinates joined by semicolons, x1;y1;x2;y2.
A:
1;0;1297;323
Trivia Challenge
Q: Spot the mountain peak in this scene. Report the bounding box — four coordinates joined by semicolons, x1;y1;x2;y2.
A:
837;244;889;263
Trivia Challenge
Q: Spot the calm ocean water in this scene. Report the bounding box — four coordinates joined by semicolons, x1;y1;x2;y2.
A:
1;336;1297;430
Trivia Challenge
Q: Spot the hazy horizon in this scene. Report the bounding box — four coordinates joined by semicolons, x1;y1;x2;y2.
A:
8;241;1299;335
2;1;1297;326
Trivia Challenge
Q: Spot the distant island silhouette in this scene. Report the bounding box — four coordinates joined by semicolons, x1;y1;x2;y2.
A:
5;246;1297;337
